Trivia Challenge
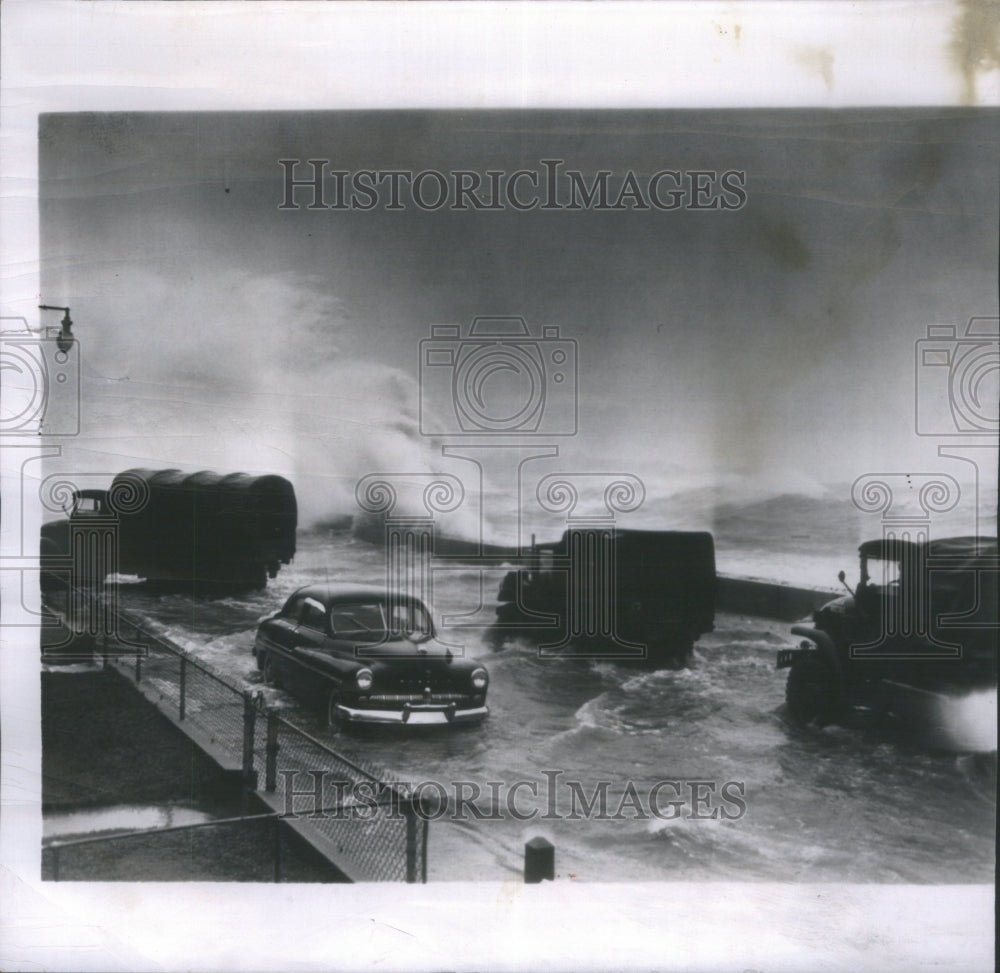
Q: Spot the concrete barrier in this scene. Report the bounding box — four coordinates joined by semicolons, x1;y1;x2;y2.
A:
716;574;838;621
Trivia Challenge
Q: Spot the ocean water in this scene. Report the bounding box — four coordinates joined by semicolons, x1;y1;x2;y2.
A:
113;493;997;883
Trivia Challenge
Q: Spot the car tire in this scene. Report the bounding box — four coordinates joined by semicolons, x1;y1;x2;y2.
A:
326;690;344;733
785;653;846;727
262;653;280;688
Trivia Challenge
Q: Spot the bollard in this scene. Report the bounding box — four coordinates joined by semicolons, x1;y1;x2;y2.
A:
524;836;554;883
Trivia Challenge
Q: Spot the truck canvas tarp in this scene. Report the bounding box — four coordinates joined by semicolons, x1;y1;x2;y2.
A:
495;527;716;663
40;467;297;594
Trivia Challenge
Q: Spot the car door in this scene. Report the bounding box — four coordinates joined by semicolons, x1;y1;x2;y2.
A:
284;596;334;699
260;594;303;682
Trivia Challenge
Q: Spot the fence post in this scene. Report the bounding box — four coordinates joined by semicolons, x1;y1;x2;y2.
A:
421;816;428;884
135;648;142;683
273;815;282;883
241;691;257;789
404;795;420;883
265;710;279;792
179;656;187;721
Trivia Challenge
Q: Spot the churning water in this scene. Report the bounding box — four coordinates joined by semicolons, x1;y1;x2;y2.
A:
113;506;996;884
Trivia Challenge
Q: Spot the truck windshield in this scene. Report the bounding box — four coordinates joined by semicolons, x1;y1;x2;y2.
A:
72;496;103;515
863;557;901;589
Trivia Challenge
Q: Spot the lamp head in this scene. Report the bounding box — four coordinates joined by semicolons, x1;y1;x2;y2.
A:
55;314;75;354
39;304;75;353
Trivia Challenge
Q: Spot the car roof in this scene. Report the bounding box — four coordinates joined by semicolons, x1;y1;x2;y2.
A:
289;583;426;605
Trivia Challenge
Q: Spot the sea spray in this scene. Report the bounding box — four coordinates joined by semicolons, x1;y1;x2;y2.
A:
931;689;998;753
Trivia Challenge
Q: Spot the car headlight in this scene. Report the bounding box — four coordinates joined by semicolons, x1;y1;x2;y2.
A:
356;668;374;690
471;667;488;690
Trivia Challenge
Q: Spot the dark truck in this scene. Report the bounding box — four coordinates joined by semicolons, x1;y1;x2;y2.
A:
494;528;716;664
41;468;297;594
777;535;998;727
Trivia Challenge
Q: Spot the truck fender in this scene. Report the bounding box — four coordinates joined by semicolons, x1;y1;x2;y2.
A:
790;625;842;679
496;570;518;604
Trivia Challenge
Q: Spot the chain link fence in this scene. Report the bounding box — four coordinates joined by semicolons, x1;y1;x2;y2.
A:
259;714;427;883
51;586;427;883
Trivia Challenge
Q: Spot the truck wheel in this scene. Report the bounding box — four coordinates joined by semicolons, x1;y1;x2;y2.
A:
785;654;845;727
495;602;522;625
675;642;695;667
485;624;510;651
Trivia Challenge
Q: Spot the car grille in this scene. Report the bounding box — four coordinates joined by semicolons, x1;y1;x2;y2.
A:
364;692;472;705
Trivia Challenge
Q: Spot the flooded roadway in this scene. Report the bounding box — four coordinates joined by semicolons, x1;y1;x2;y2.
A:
104;530;996;883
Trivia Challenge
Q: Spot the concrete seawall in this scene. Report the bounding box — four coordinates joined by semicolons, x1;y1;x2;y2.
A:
42;668;348;882
715;574;838;622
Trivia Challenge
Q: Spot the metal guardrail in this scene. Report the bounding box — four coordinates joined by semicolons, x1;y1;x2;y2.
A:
43;812;284;882
45;585;428;883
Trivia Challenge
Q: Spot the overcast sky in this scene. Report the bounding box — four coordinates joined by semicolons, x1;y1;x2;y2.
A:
38;109;998;523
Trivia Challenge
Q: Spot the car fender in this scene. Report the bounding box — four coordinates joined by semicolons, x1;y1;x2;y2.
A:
790;624;842;677
294;647;364;686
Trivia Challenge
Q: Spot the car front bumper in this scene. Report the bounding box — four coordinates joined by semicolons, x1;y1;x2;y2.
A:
336;701;489;726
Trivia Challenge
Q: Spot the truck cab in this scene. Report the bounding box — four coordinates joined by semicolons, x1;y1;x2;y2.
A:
778;536;998;726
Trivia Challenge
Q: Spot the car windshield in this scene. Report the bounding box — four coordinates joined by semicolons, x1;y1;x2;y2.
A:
329;600;433;642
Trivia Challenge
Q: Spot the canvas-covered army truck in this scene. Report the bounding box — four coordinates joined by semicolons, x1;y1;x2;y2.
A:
494;528;716;663
40;468;297;594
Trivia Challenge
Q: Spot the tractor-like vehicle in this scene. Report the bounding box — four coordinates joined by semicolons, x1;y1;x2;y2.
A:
777;536;997;727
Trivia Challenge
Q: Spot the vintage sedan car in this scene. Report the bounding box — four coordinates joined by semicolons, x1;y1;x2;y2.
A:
253;583;489;730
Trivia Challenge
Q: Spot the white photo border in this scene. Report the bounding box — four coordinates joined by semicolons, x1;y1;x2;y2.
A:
1;3;996;972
